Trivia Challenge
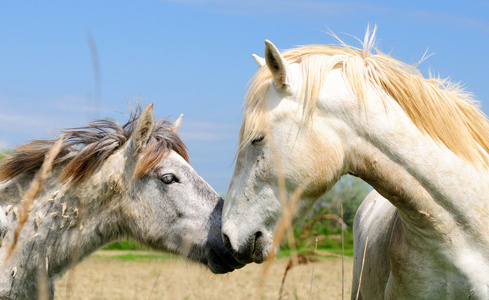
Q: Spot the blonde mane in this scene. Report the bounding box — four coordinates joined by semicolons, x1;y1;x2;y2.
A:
240;30;489;168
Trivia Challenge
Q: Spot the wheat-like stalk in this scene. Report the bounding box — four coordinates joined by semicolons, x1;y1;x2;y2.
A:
147;272;161;300
299;213;346;243
7;137;64;261
308;237;319;300
279;252;319;299
355;236;369;300
341;204;345;300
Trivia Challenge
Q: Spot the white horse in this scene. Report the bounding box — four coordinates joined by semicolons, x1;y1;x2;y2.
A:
222;28;489;299
0;104;243;299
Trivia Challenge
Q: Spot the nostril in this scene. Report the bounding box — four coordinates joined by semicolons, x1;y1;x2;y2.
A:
254;231;262;241
222;233;233;253
251;231;263;255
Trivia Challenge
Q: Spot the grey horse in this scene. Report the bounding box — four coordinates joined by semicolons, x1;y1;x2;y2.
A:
0;104;243;299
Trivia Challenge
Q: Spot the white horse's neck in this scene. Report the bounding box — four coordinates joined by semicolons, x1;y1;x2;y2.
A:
333;85;489;296
0;152;126;299
315;71;489;227
346;91;489;230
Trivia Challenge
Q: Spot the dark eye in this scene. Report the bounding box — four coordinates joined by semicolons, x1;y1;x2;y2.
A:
161;173;178;185
251;133;265;144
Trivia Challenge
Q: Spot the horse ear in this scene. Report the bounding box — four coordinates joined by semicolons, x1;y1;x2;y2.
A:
134;104;154;150
170;114;184;134
264;40;289;88
251;54;266;68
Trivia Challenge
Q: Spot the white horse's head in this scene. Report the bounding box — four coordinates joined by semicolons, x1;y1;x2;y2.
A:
222;41;355;264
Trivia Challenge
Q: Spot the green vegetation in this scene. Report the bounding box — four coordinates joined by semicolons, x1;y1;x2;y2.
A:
0;149;9;161
103;240;146;251
95;251;177;261
284;175;371;256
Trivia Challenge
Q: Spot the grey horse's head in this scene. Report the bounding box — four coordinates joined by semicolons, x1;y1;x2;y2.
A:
126;150;239;272
115;105;244;273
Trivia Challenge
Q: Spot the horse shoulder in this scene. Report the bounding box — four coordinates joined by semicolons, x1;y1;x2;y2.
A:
352;189;398;300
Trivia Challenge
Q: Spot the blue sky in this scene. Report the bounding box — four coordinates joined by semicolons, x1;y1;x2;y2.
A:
0;1;488;192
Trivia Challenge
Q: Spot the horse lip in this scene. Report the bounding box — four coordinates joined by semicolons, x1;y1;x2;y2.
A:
250;231;268;263
227;247;264;265
233;253;254;265
252;255;265;264
219;252;246;271
206;242;247;273
251;246;266;264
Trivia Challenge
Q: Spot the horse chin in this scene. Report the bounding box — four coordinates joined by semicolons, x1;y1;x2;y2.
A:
251;252;266;264
204;246;246;274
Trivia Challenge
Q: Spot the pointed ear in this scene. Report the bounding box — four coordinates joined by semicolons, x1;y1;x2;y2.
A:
170;114;184;134
264;40;289;88
251;54;266;68
133;104;154;150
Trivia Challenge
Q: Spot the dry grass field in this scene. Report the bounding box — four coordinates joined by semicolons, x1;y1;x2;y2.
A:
54;251;354;300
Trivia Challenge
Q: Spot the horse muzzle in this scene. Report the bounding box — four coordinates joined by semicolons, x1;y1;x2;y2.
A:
222;226;272;264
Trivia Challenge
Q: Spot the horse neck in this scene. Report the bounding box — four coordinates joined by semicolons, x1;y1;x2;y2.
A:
0;157;126;298
343;96;489;236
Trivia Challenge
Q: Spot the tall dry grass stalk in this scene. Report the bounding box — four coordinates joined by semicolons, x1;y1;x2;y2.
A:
341;204;345;300
256;183;307;294
355;236;369;300
147;272;161;300
254;136;307;297
259;136;349;299
6;137;64;261
276;210;346;299
278;252;319;299
309;237;319;300
255;135;352;299
61;35;102;298
298;213;346;243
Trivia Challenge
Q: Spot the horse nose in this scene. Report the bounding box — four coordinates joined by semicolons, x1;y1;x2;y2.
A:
222;228;265;264
222;232;253;264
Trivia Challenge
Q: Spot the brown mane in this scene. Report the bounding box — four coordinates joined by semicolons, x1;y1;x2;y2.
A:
0;106;189;185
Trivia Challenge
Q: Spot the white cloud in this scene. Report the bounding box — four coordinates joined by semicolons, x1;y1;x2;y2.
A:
165;0;365;16
0;96;93;146
179;120;239;141
0;106;239;147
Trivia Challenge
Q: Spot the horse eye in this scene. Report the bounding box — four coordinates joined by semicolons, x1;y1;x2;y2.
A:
251;134;265;144
161;174;178;185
